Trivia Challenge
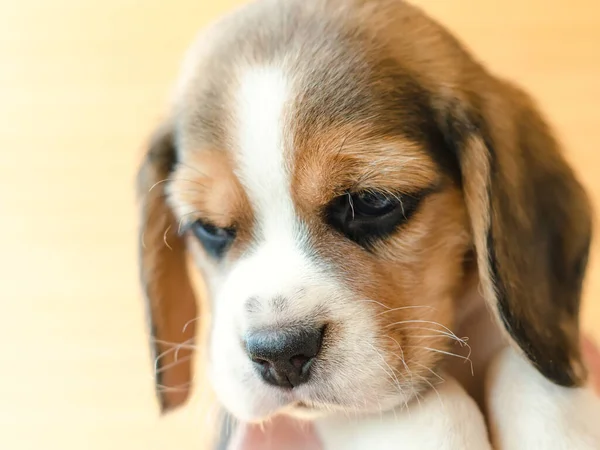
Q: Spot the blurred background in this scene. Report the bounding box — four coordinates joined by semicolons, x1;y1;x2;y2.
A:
0;0;598;449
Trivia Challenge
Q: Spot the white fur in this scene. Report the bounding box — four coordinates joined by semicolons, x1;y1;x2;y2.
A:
315;377;492;450
485;346;600;449
234;66;294;233
312;350;600;449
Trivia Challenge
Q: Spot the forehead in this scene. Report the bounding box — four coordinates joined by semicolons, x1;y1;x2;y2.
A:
174;1;451;222
236;66;442;224
176;0;445;150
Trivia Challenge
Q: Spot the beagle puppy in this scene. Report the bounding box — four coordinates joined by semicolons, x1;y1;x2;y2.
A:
136;0;600;448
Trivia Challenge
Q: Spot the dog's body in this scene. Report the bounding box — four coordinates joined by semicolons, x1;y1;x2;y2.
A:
137;0;600;447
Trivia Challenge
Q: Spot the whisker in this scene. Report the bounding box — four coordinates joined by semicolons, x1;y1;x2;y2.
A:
414;372;445;411
382;342;436;415
416;334;470;345
183;316;201;334
145;187;208;202
152;337;195;348
173;340;190;362
384;319;457;340
409;389;422;413
397;326;470;347
153;338;196;373
163;224;173;250
366;343;406;397
148;178;171;193
357;299;394;310
156;382;192;392
146;178;210;200
411;346;474;376
410;360;445;384
384;335;411;376
139;187;208;250
386;320;472;353
155;355;193;375
376;305;437;317
156;387;190;393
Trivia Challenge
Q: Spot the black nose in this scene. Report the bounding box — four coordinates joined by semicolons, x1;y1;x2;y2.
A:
245;326;324;388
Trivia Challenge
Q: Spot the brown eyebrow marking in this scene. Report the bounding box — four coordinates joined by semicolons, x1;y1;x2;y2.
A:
168;148;253;227
292;130;441;213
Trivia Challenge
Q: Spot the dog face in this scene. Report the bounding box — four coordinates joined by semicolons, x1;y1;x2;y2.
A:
137;0;592;421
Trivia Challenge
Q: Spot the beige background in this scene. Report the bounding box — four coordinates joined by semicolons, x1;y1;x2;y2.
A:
1;0;599;449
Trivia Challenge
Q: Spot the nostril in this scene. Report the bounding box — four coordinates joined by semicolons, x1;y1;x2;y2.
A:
245;324;326;388
251;357;271;368
289;354;312;371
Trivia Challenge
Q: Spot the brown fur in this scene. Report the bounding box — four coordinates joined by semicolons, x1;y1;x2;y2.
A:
168;147;255;262
137;124;198;411
136;0;592;422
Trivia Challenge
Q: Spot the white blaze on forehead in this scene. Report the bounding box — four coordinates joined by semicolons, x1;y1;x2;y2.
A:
234;66;298;240
229;65;320;308
210;72;394;421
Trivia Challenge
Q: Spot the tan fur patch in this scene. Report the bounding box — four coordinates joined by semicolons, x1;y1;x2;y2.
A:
168;149;255;260
293;130;440;211
169;149;252;229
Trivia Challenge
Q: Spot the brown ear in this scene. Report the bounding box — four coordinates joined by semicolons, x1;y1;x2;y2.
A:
443;80;593;387
137;122;198;412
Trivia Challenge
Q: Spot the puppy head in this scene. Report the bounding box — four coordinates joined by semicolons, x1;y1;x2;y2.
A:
137;0;592;419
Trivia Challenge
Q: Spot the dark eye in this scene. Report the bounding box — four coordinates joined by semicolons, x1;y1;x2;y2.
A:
352;191;397;216
190;219;236;258
325;190;424;247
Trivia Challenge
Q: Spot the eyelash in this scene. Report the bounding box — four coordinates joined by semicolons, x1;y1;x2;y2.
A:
324;190;425;247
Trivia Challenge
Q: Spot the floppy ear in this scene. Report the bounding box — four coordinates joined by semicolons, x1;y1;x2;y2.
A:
443;80;593;387
136;122;198;412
